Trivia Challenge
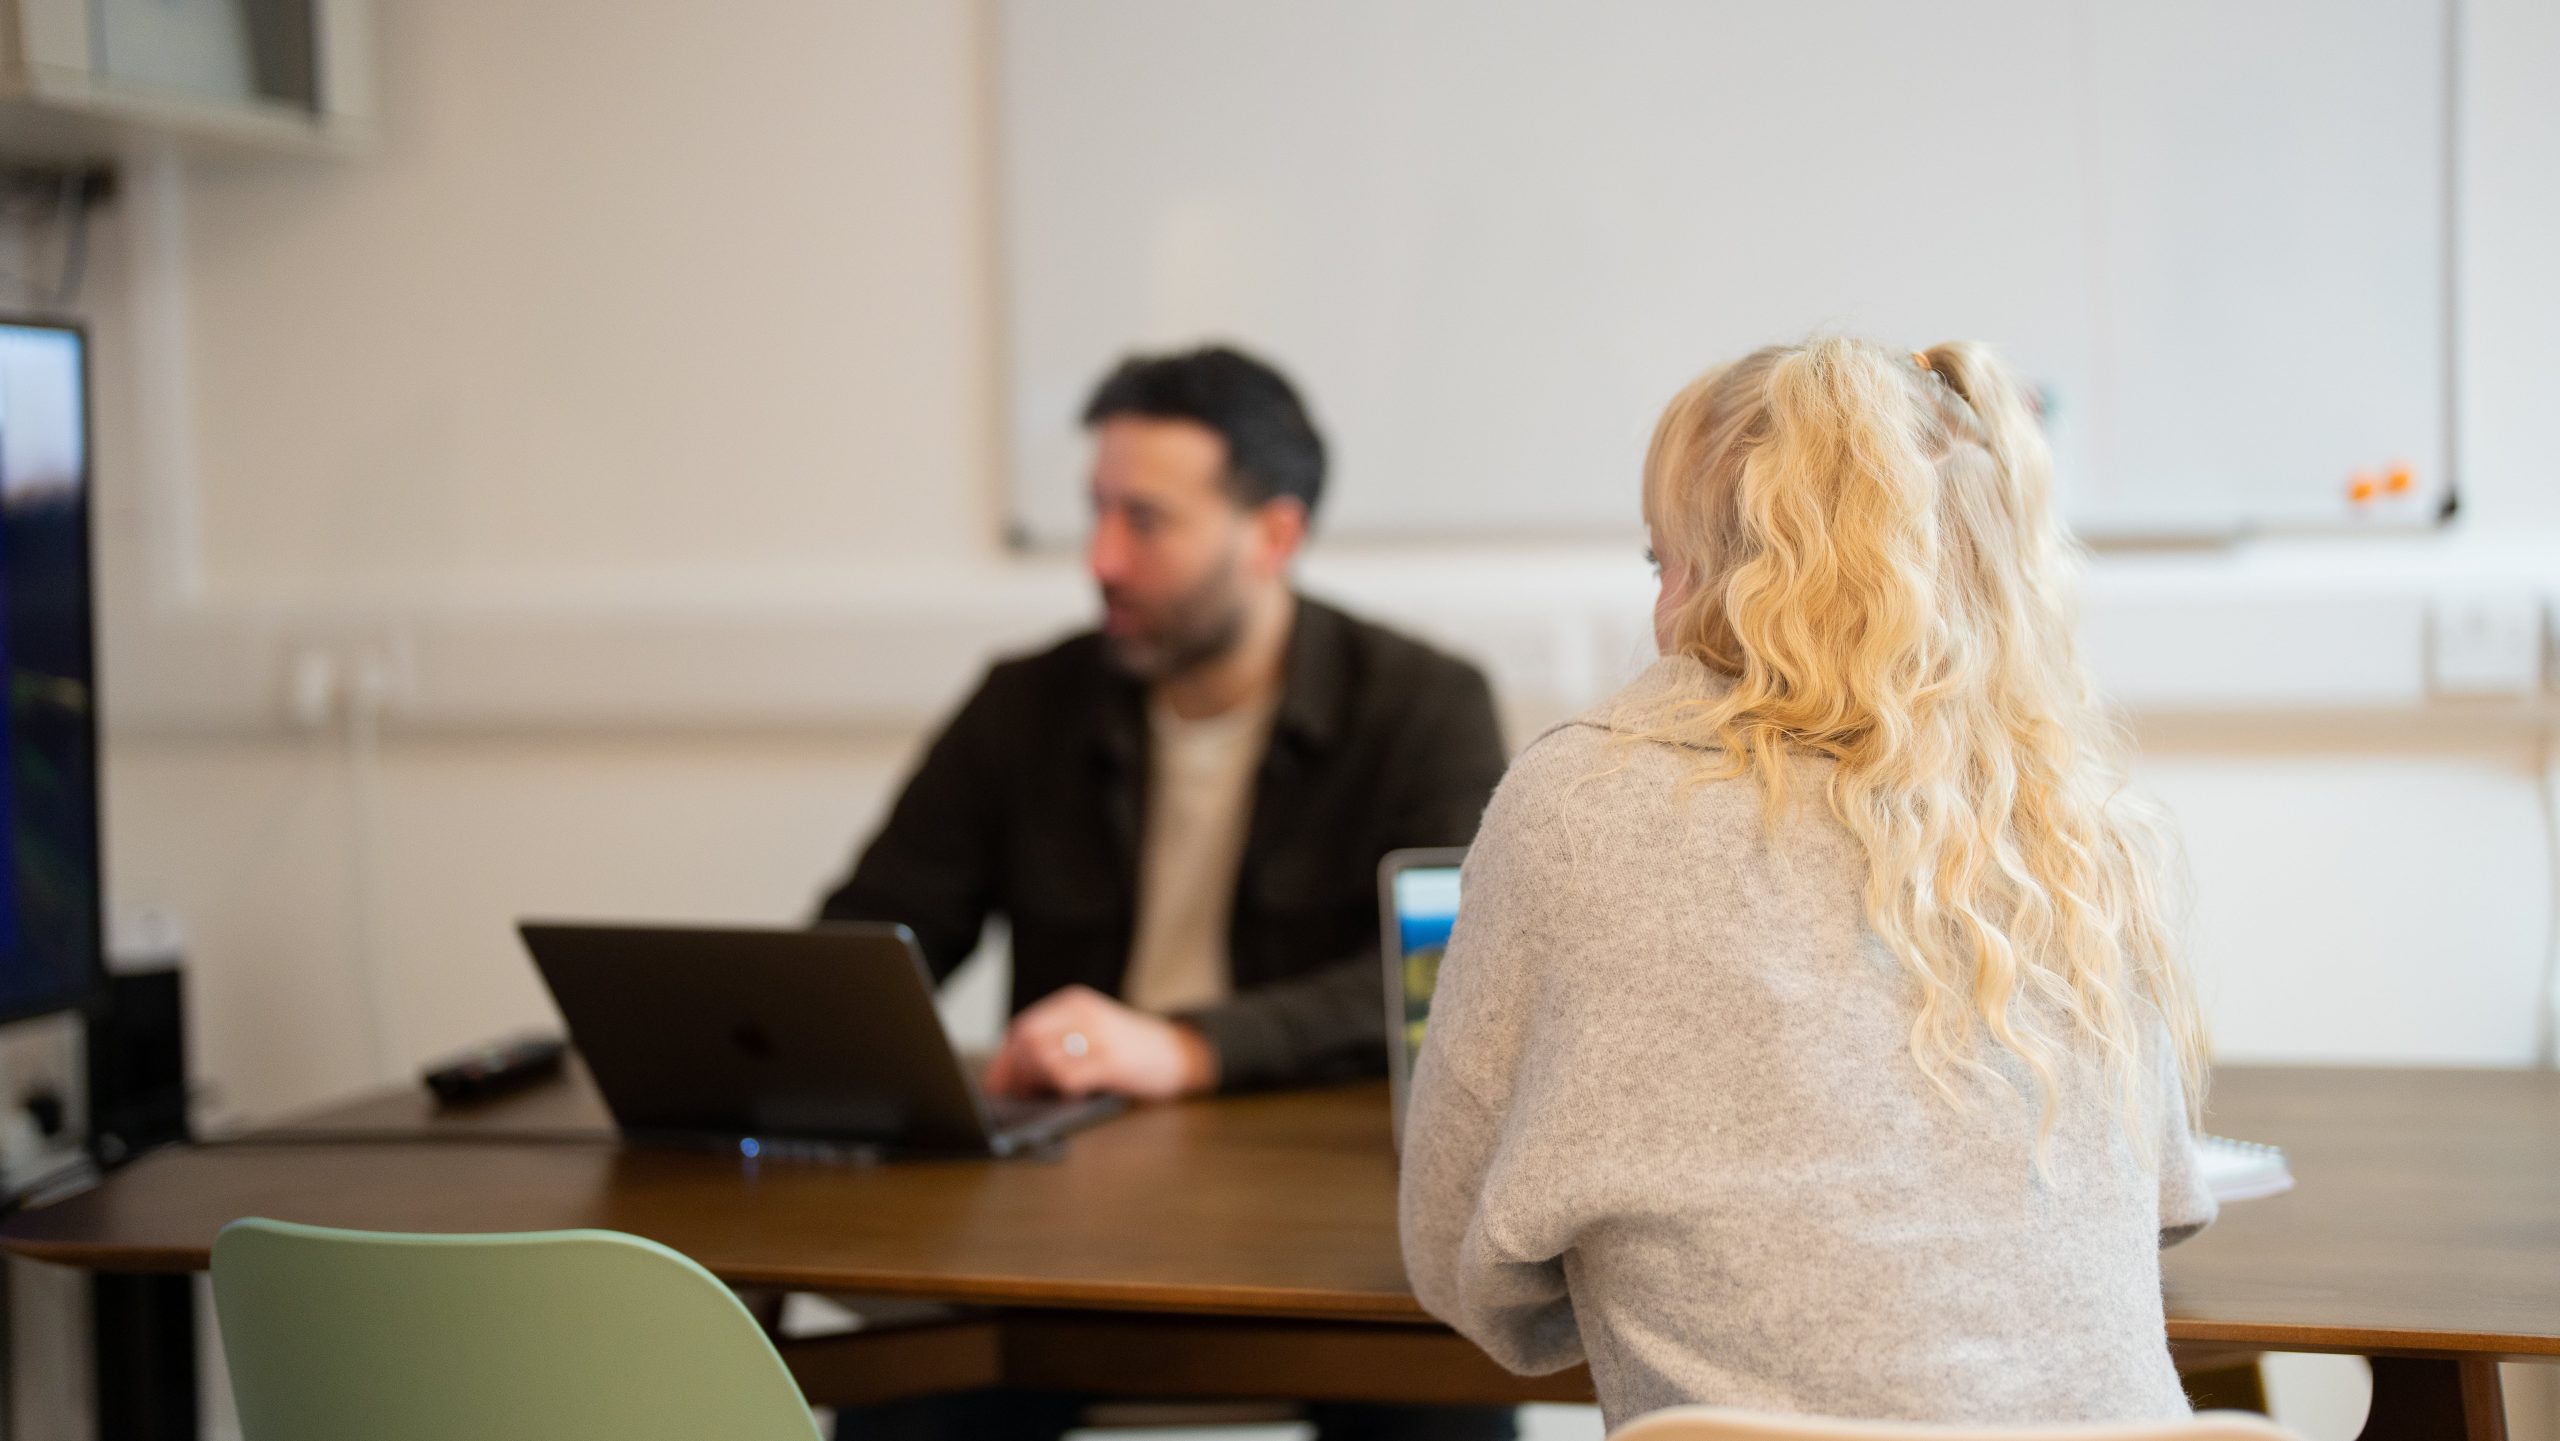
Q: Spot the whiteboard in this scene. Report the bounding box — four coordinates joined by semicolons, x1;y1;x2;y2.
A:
1001;1;2449;544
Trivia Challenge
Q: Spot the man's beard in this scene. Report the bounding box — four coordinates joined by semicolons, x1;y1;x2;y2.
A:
1102;562;1251;682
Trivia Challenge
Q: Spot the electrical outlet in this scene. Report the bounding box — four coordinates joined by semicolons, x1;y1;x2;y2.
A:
2426;592;2547;698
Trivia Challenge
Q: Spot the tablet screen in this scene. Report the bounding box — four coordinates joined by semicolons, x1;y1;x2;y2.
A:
1388;864;1462;1080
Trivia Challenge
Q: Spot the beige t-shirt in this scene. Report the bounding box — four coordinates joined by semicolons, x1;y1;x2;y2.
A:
1120;692;1277;1016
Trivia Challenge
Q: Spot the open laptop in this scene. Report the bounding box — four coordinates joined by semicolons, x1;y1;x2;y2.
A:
519;920;1124;1159
1378;847;1467;1146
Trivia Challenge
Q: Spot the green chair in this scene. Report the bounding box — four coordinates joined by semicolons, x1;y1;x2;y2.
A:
209;1218;822;1441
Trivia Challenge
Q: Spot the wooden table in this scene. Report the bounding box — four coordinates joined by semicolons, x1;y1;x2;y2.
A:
5;1066;2554;1439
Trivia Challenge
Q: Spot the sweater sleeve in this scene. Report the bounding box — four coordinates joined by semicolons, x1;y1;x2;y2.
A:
2155;1040;2218;1248
1184;661;1508;1091
1397;734;1597;1376
813;666;1010;982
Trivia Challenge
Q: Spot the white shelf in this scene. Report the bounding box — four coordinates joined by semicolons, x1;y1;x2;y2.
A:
0;0;370;165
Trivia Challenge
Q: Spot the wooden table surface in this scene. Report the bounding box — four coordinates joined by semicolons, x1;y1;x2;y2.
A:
7;1064;2558;1362
8;1066;1432;1318
2167;1066;2560;1360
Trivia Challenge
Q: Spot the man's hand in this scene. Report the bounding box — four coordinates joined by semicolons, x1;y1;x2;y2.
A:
981;985;1220;1101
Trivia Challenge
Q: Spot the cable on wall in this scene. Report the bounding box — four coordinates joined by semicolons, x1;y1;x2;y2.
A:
0;167;110;310
2536;725;2560;1069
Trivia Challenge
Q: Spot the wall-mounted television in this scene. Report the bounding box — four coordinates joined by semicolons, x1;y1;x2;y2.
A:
0;316;100;1026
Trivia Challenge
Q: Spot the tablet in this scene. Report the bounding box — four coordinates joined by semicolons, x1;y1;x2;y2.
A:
1377;847;1466;1147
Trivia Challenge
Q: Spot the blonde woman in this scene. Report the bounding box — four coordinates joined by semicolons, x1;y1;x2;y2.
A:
1399;338;2214;1430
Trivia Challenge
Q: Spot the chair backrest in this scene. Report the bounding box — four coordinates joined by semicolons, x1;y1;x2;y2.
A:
1612;1406;2305;1441
210;1218;821;1441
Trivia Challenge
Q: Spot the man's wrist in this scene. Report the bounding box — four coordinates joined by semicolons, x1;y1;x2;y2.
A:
1171;1021;1221;1096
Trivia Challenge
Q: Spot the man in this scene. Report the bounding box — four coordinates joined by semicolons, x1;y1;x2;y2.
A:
820;344;1506;1101
816;345;1515;1441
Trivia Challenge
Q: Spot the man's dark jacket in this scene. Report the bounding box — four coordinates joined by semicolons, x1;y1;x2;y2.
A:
817;595;1506;1091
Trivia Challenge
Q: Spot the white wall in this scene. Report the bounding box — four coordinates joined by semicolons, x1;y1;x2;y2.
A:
172;0;1004;595
76;0;1023;1119
40;2;2560;1435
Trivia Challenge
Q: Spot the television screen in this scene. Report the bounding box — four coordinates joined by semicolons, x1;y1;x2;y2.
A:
0;320;100;1025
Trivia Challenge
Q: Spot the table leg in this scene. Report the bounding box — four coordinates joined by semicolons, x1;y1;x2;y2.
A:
2358;1357;2506;1441
92;1272;198;1441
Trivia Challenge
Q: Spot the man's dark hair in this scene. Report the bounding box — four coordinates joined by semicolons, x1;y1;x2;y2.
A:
1082;345;1326;516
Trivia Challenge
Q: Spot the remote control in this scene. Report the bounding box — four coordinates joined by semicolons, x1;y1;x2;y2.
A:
422;1035;567;1106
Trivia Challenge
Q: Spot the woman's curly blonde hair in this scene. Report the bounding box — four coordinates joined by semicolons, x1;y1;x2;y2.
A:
1631;335;2204;1145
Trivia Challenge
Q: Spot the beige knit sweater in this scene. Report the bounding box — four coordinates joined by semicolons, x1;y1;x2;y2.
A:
1399;656;2214;1431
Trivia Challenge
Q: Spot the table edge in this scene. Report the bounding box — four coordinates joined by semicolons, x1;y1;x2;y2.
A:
13;1229;2559;1359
